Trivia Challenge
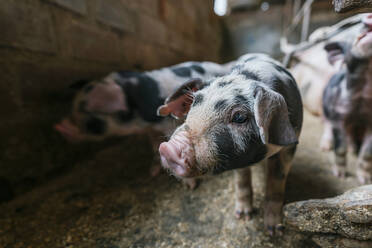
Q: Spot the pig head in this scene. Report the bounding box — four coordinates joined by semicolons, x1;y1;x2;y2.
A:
54;73;139;142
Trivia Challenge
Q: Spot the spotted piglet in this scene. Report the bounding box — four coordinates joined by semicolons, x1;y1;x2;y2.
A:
157;54;303;235
322;14;372;183
54;61;233;188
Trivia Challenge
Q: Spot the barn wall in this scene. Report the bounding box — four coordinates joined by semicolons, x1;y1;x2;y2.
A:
223;1;353;60
0;0;222;200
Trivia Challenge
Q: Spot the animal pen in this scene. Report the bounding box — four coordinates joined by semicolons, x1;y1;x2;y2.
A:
0;0;371;248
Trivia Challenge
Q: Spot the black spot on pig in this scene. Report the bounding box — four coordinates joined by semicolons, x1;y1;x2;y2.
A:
332;128;347;155
330;72;345;88
214;99;228;111
115;110;134;123
234;95;248;103
190;65;205;74
241;70;260;81
323;72;344;121
215;128;235;163
172;67;192;77
84;116;107;135
234;88;243;94
213;125;267;173
244;56;258;62
192;94;204;106
126;75;163;122
345;55;368;73
273;63;296;81
233;64;244;71
218;81;232;87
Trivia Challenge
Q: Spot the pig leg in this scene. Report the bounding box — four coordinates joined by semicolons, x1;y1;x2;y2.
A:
264;145;295;236
234;167;253;220
331;127;348;178
320;120;333;151
356;133;372;184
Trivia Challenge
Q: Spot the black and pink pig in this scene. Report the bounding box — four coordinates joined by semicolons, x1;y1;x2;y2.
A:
54;61;234;187
157;54;303;235
322;14;372;184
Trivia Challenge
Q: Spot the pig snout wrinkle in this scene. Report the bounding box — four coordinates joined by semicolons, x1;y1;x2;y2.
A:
159;142;188;177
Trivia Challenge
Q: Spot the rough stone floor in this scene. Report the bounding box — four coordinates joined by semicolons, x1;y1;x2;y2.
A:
0;111;363;248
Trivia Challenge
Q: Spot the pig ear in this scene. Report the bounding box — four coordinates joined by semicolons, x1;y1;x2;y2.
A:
324;42;348;65
253;87;298;146
69;79;91;90
157;78;205;119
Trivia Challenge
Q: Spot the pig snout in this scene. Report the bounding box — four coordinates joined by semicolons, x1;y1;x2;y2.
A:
159;131;196;178
54;118;83;142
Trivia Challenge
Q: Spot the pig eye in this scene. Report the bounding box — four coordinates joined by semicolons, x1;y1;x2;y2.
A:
231;112;248;124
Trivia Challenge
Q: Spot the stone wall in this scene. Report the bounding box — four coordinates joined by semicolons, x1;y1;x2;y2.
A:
0;0;222;201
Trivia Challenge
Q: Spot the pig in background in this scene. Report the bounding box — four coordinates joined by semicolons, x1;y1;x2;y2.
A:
158;54;303;235
322;14;372;184
54;61;234;188
283;14;368;117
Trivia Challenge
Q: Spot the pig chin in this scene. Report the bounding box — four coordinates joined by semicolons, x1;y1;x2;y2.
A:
159;131;202;178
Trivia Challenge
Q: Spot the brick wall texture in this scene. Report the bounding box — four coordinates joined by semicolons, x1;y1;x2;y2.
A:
0;0;222;199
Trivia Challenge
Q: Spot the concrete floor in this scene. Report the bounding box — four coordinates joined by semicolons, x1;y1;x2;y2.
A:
0;111;363;248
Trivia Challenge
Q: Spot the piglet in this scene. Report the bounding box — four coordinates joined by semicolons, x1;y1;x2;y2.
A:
158;54;303;235
54;61;234;187
322;14;372;184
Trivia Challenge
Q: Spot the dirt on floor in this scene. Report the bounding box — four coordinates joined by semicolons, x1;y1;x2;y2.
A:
0;111;363;248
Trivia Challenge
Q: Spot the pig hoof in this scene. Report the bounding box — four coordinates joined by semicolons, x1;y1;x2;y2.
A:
266;224;285;237
149;164;162;177
182;178;199;190
234;206;253;220
234;209;252;220
357;171;372;184
332;165;346;179
320;139;332;152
